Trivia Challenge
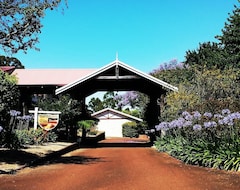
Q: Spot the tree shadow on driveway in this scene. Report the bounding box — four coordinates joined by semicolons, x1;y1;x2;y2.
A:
0;143;104;175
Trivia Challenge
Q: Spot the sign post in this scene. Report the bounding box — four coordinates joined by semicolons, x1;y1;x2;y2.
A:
29;107;61;131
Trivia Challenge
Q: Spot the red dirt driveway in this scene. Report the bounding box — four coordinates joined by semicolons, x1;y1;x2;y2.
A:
0;147;240;190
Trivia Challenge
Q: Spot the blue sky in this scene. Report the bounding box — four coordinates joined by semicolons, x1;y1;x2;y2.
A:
14;0;237;73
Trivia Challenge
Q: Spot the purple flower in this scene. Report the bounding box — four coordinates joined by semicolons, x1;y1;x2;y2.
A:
10;110;21;117
183;120;192;127
214;114;223;119
117;91;139;107
182;111;193;121
229;112;240;120
219;116;231;125
193;111;201;120
203;112;212;118
218;119;224;125
222;109;231;115
0;126;3;132
193;124;202;131
22;115;33;121
204;121;217;128
155;122;169;131
169;117;185;129
182;111;190;117
218;112;240;126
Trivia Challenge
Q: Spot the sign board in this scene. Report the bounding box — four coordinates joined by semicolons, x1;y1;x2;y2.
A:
29;107;61;130
38;114;59;131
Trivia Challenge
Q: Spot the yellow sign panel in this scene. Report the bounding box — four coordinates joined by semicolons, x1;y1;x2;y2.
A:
38;114;59;131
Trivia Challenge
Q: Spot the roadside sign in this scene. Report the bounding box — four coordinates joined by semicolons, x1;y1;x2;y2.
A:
38;114;59;131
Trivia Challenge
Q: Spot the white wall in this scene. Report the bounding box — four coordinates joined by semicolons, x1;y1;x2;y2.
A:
97;118;131;137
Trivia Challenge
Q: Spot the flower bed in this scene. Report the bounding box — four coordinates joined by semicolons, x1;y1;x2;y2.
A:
154;109;240;171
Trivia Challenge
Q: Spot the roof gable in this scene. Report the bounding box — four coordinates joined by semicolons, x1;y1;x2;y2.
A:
91;108;143;122
55;59;178;95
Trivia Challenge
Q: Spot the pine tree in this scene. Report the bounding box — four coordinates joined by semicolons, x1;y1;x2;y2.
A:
216;2;240;67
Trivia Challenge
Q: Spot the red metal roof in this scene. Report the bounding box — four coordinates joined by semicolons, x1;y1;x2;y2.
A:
12;69;97;86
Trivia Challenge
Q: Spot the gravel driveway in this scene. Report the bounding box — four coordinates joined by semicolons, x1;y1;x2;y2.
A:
0;145;240;190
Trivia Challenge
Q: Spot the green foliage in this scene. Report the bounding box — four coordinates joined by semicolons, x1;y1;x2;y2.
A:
185;42;226;70
0;56;24;68
150;62;193;86
77;120;98;136
0;71;19;126
152;2;240;172
185;2;240;70
162;68;240;121
87;91;125;112
155;134;240;171
0;130;21;150
155;109;240;171
77;120;96;130
103;91;119;109
162;85;199;121
122;121;139;138
216;3;240;66
122;109;140;118
15;128;58;145
88;97;104;112
137;121;148;134
0;0;67;54
35;95;82;127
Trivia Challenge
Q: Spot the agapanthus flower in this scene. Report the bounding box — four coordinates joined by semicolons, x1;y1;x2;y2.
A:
21;115;33;121
193;124;202;131
222;109;231;115
203;112;212;118
204;121;217;128
193;111;201;120
169;117;185;129
9;110;21;117
229;112;240;120
214;114;224;119
218;113;240;126
155;122;169;131
183;120;192;127
182;111;193;121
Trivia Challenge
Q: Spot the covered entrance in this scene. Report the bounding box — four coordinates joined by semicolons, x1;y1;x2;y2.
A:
12;57;178;142
55;58;178;136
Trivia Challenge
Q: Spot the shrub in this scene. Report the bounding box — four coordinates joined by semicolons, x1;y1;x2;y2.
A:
122;122;139;138
0;130;21;149
77;120;96;130
15;128;58;145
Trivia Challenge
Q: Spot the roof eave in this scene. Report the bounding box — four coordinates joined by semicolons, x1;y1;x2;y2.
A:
91;108;143;122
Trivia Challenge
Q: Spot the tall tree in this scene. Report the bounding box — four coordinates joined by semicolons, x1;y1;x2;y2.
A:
216;2;240;67
184;42;226;70
88;97;104;112
102;91;119;110
0;0;66;54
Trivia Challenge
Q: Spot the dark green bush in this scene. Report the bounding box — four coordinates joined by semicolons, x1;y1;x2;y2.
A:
122;122;139;138
0;130;21;149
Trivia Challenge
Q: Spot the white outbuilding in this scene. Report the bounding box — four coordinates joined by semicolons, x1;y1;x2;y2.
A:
92;108;143;137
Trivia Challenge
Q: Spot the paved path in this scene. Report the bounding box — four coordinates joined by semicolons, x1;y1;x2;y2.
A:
0;147;240;190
